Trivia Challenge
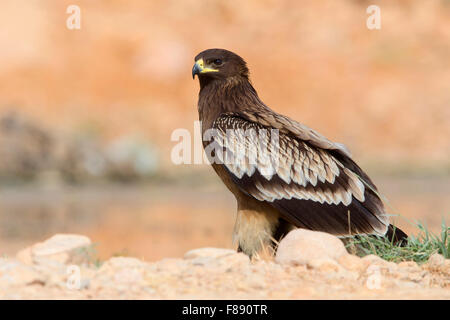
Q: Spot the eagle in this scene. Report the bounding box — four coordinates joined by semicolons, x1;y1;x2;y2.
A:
192;48;407;257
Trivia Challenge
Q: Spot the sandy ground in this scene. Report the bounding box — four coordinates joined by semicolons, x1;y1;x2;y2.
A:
0;234;448;300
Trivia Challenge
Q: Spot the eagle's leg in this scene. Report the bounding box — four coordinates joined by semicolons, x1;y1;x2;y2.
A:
272;218;296;249
233;197;281;257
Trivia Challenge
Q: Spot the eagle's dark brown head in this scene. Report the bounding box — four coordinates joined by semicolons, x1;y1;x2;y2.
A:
192;49;249;84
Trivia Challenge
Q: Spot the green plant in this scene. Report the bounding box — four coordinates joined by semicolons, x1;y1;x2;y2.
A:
347;220;449;264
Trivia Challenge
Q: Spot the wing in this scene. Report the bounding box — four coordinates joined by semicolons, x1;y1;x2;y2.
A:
209;113;389;236
238;108;352;158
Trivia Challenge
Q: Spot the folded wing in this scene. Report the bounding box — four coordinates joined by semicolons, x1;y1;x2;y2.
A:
210;113;389;236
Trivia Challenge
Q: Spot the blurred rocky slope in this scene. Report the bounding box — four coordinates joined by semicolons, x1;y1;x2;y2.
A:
0;0;448;171
0;113;159;183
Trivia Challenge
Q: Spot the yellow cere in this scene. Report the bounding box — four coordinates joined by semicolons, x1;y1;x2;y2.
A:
195;58;219;73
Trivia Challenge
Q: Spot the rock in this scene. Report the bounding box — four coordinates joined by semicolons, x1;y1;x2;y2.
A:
308;258;342;272
398;261;419;270
16;248;33;265
0;259;45;287
217;252;250;267
184;248;237;260
359;255;399;274
156;258;189;273
2;232;450;299
361;254;385;265
16;234;92;267
426;253;445;270
91;257;148;292
338;254;366;273
187;251;250;274
425;254;449;275
100;257;145;269
444;260;450;275
275;229;348;266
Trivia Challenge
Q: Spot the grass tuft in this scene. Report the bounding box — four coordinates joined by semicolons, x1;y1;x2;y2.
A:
347;220;449;264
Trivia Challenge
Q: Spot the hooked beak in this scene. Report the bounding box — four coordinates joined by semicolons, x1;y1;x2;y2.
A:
192;58;219;79
192;62;201;79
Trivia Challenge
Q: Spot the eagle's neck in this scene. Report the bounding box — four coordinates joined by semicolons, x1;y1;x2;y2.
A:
197;77;265;132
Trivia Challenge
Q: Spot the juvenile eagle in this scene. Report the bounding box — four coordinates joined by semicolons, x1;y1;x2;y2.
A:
192;48;407;257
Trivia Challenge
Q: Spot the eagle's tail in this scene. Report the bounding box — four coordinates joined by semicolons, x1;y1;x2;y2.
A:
385;224;408;246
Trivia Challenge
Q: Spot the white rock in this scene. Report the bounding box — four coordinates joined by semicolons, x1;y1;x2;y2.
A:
275;229;348;266
16;234;92;266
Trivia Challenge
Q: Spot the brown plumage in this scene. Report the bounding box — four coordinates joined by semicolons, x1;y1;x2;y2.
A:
192;48;407;257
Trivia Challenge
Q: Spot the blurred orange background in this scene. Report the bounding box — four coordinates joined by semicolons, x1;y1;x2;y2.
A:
0;0;448;261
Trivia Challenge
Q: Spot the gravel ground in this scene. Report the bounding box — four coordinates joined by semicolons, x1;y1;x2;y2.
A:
0;233;448;299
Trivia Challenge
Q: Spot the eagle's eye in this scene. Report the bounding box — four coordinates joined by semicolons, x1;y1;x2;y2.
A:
213;59;223;66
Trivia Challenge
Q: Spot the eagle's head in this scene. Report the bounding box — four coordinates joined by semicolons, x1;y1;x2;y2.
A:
192;49;249;83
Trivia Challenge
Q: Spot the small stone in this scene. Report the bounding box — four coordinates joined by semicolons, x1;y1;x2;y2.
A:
184;248;236;260
443;260;450;275
398;261;419;269
187;252;250;274
361;254;386;266
426;254;445;270
275;229;348;266
190;257;211;266
308;258;341;272
384;262;398;273
102;257;145;269
91;257;147;292
338;254;365;273
407;271;425;283
219;252;250;266
97;257;146;280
